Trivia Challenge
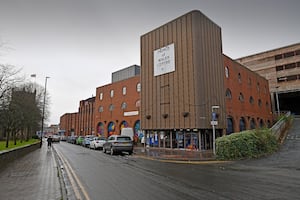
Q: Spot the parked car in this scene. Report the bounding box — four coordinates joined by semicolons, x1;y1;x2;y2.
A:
52;135;60;142
102;135;133;155
89;137;106;150
68;136;78;144
76;136;85;145
82;135;95;147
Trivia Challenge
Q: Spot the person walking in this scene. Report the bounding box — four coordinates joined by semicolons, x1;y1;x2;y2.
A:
47;136;52;149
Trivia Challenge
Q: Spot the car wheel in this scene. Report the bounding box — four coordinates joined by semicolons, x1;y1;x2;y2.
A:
110;147;114;155
94;144;96;150
128;151;133;155
103;147;106;153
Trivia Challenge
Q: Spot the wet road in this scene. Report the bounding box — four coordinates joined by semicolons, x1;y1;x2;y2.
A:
54;118;300;200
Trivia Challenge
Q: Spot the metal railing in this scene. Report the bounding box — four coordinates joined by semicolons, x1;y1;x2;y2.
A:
270;111;291;140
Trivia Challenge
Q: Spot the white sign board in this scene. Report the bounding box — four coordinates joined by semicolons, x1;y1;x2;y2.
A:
210;121;218;126
124;111;139;116
153;43;175;76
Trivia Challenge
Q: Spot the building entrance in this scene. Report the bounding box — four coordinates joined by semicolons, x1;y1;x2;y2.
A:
277;90;300;115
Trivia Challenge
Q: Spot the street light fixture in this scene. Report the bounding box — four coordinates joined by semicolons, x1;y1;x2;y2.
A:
275;86;280;116
40;76;50;148
211;105;220;155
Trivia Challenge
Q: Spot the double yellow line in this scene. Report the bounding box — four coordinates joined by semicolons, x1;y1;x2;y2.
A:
55;149;91;200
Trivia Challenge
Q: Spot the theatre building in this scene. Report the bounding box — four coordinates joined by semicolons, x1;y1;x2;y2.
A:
140;10;272;150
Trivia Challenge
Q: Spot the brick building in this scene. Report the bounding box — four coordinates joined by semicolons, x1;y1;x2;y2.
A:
224;55;272;134
78;97;95;135
94;65;141;139
60;112;78;136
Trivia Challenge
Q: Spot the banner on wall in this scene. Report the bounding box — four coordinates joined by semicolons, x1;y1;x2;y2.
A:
154;43;175;76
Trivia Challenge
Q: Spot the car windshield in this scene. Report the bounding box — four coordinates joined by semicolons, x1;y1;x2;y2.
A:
117;137;131;141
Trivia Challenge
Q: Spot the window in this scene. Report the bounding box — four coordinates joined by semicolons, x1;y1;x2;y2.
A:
136;83;141;92
121;102;127;110
110;90;114;98
277;77;287;82
284;51;294;58
136;99;141;107
264;86;267;94
99;92;103;100
98;106;103;112
238;93;244;102
276;65;284;71
296;49;300;55
225;89;232;99
285;63;296;70
275;54;282;60
287;75;298;81
248;77;252;86
249;96;254;104
122;87;127;95
109;104;114;111
257;82;260;92
258;99;262;107
225;66;229;78
238;73;242;83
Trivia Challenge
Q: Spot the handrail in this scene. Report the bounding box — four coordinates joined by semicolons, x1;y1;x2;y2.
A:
270;111;291;140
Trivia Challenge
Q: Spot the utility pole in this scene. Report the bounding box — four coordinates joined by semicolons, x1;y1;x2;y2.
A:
40;76;50;148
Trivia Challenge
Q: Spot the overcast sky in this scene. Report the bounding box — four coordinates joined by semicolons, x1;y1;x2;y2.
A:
0;0;299;125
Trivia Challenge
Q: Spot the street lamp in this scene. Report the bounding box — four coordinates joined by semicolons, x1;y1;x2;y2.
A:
275;86;280;116
211;105;220;155
40;76;50;148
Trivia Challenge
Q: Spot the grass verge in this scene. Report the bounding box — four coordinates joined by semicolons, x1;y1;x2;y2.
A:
0;139;39;151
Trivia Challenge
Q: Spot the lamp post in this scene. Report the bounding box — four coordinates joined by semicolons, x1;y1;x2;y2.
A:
275;86;280;116
40;76;50;148
211;105;220;155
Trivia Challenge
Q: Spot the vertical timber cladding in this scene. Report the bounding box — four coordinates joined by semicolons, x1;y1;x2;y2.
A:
141;10;225;130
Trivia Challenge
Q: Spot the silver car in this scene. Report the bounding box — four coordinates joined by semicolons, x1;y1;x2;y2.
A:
102;135;133;155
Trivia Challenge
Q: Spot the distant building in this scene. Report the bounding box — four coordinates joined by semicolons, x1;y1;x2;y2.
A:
78;97;95;135
236;43;300;115
60;112;78;136
44;124;59;136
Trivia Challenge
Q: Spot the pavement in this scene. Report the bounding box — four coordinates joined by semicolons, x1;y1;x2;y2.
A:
133;146;215;161
0;142;215;200
0;141;62;200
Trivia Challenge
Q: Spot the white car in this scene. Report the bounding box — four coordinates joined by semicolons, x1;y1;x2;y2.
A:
89;137;106;150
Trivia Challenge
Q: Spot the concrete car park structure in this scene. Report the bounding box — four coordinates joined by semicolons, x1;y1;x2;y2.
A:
236;43;300;115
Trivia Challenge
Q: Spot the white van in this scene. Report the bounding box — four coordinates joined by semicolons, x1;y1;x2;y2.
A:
121;128;134;140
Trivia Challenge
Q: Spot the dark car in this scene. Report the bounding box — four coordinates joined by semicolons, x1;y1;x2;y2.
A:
102;135;133;155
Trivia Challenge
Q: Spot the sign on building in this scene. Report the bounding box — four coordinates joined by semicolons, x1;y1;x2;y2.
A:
153;43;175;76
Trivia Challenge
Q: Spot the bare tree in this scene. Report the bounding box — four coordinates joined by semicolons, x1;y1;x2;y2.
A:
0;64;23;107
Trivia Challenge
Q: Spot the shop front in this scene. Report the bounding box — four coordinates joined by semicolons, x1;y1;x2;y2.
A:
144;129;222;150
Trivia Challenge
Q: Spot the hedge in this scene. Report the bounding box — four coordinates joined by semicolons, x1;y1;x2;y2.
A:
216;129;278;160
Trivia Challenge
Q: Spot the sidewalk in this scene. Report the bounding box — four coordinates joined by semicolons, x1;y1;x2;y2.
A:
133;146;215;161
0;141;61;200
